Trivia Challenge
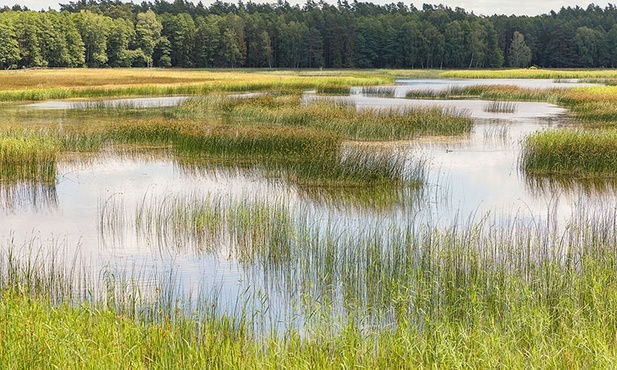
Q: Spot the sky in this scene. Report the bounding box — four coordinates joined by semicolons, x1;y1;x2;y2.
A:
0;0;613;16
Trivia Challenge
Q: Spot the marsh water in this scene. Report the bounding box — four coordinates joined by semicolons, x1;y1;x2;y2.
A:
2;79;615;324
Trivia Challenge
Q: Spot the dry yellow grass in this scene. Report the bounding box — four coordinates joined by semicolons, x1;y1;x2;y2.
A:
0;68;393;91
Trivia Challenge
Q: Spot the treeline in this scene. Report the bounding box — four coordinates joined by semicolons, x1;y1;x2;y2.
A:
1;0;617;69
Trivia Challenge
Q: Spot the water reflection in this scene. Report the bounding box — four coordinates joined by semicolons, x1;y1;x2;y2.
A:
25;96;190;110
0;182;57;213
525;174;617;198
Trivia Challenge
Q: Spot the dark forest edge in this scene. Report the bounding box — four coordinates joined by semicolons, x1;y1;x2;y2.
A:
1;0;617;69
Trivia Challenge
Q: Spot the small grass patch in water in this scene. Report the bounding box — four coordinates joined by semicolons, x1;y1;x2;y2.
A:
0;133;58;184
360;86;396;98
174;124;341;161
315;85;350;95
405;85;561;102
521;128;617;177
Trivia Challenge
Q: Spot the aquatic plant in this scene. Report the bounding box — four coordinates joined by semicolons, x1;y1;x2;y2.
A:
520;128;617;177
315;85;351;95
360;86;396;98
0;133;58;184
405;85;561;103
225;95;473;139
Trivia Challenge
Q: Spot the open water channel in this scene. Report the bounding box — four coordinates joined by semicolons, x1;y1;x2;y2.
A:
1;79;614;325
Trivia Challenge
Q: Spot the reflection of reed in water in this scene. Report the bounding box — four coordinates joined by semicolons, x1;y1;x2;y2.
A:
523;173;617;198
481;120;511;143
483;100;518;113
0;182;58;212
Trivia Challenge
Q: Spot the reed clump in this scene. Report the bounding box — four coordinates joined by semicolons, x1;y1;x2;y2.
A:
360;86;396;98
222;95;473;139
315;85;351;95
0;133;58;184
558;86;617;124
174;124;341;161
521;128;617;177
405;85;561;103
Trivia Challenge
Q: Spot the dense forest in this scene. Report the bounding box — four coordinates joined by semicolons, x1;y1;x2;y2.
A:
0;0;616;69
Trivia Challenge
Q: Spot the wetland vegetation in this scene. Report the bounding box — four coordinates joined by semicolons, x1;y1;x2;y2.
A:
3;68;617;368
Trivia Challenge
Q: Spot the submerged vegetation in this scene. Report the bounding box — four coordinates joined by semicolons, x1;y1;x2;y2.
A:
483;100;518;113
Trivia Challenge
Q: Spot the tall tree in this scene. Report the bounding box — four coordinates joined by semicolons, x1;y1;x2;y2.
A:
0;21;19;69
161;12;196;67
507;31;531;67
107;17;135;67
75;10;112;67
13;12;45;67
135;10;162;67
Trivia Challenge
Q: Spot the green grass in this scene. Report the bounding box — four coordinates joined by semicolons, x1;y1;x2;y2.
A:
360;86;396;98
315;85;351;95
436;68;617;79
0;69;395;102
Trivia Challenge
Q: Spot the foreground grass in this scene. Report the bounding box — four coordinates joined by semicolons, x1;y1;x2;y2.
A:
6;206;617;368
3;287;616;369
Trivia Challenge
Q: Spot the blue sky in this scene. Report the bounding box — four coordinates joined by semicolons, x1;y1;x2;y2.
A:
1;0;613;16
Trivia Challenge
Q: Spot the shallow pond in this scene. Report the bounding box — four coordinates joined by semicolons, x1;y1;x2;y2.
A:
3;78;616;325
